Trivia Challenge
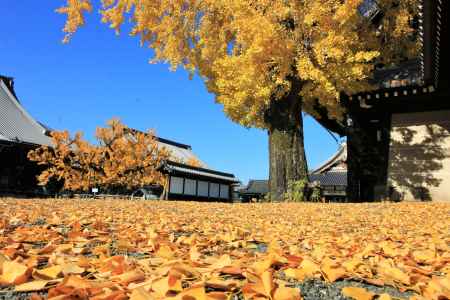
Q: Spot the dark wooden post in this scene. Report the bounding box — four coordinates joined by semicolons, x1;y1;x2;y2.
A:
346;112;392;201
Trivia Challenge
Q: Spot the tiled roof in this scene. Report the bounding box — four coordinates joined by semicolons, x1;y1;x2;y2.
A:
157;140;207;168
310;171;347;186
128;128;208;169
0;80;52;146
241;180;269;195
165;161;237;182
312;143;347;174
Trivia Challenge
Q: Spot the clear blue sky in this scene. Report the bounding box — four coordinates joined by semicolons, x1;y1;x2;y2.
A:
1;2;343;184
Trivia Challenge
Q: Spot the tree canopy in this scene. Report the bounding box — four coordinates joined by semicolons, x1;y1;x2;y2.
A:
59;0;419;127
28;119;170;191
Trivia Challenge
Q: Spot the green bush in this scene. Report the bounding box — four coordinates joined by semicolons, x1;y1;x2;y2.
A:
284;179;308;202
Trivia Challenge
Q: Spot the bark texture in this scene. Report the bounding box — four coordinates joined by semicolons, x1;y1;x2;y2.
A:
265;80;308;201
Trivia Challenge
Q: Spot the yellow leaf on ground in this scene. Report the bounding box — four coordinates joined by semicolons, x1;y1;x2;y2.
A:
111;269;145;285
175;284;206;300
205;278;240;291
341;287;375;300
321;264;347;282
377;293;392;300
15;280;49;292
299;259;320;277
377;265;410;285
151;274;182;297
0;254;8;273
34;265;62;280
61;263;85;275
412;250;435;264
156;245;175;260
273;286;302;300
261;270;274;296
210;254;233;270
62;275;93;289
129;287;155;300
0;260;30;285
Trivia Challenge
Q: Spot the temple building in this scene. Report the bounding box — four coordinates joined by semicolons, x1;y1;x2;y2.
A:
0;75;238;200
310;143;347;201
320;0;450;201
0;75;52;195
154;137;238;201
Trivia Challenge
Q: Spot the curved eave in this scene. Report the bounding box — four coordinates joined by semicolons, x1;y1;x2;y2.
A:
311;143;347;174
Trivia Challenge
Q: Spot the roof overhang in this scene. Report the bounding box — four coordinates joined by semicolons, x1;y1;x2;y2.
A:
163;160;238;183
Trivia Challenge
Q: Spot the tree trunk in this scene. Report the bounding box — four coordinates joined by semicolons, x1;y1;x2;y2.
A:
346;113;391;201
265;80;308;201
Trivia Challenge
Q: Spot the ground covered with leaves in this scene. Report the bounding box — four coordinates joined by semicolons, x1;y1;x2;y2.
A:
0;199;449;300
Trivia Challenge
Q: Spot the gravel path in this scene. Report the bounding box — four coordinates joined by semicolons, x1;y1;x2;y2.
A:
0;279;415;300
296;279;414;300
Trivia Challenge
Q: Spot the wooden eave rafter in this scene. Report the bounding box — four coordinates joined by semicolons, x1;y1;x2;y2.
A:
352;0;446;105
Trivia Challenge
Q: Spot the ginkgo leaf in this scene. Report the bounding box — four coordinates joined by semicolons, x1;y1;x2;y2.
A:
273;286;302;300
0;260;30;285
34;265;62;280
377;293;392;300
129;287;155;300
210;255;233;270
205;278;240;291
377;265;410;285
341;287;375;300
61;263;85;275
151;274;182;297
321;264;347;283
15;280;49;292
412;250;436;264
111;269;145;285
156;245;175;260
174;284;206;300
299;259;321;277
261;270;275;296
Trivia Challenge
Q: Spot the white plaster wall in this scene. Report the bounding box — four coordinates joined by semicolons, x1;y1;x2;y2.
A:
387;110;450;201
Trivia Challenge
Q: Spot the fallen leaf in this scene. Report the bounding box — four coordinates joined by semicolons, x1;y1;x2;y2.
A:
111;269;145;285
34;265;62;280
0;260;30;285
273;286;301;300
15;280;49;292
61;263;85;275
321;264;347;282
129;287;155;300
341;286;375;300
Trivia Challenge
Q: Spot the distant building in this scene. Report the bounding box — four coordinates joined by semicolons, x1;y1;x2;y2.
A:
154;137;238;201
310;143;347;201
0;75;53;196
239;180;269;202
240;143;348;201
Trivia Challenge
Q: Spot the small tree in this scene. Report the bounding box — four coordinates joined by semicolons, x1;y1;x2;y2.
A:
28;119;170;193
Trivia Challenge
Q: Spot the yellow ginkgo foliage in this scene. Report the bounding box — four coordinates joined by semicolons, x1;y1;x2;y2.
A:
57;0;418;124
28;118;170;192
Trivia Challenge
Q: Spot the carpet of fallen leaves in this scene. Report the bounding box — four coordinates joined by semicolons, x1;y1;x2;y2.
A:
0;199;449;300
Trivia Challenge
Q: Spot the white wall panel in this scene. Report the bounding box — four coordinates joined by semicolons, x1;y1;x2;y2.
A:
198;181;209;197
170;176;184;194
220;184;229;199
209;183;219;198
184;179;196;195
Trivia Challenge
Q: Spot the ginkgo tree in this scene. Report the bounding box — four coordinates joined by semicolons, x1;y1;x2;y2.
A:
57;0;419;200
28;118;170;193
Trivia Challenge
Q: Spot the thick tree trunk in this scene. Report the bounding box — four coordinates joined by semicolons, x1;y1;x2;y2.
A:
265;80;308;201
346;113;391;201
